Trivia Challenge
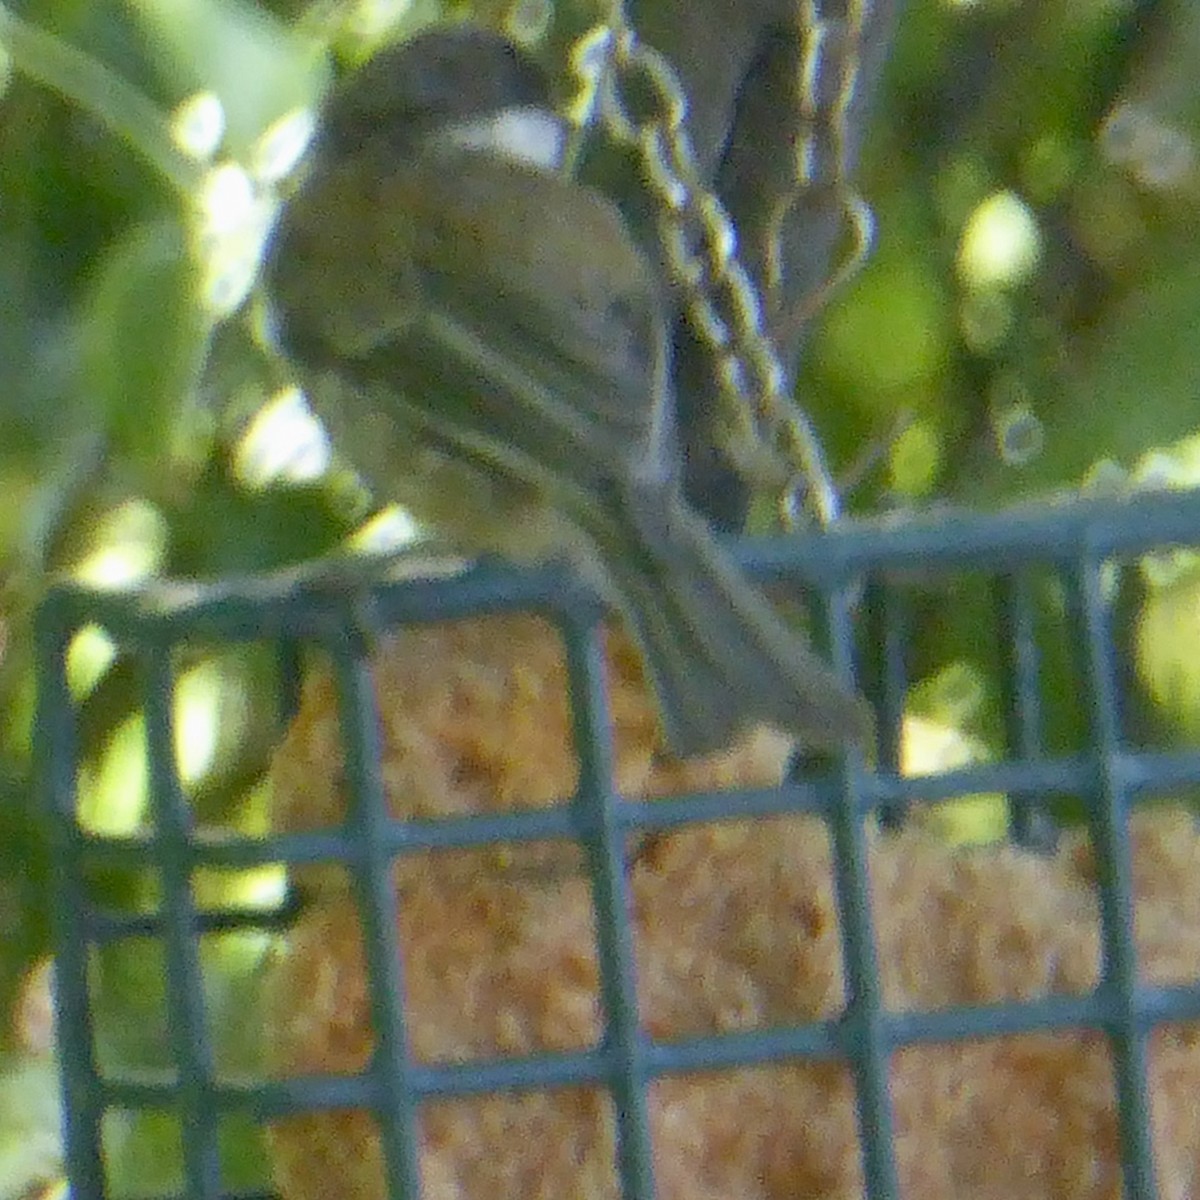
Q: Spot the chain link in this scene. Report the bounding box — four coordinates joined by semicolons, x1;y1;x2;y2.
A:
773;0;876;351
570;1;877;529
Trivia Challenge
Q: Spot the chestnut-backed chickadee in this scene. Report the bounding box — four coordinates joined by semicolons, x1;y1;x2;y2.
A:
264;24;871;757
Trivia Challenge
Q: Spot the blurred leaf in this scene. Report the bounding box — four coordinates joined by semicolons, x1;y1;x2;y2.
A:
1136;558;1200;743
124;0;327;154
76;218;212;480
0;1053;63;1200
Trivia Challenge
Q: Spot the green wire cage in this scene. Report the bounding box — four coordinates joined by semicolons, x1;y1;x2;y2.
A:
33;486;1200;1200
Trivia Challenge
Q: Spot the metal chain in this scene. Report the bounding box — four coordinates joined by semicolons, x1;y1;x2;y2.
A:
772;0;876;352
570;1;876;529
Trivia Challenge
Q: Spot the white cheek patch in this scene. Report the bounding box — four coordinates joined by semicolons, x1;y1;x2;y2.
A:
443;107;567;170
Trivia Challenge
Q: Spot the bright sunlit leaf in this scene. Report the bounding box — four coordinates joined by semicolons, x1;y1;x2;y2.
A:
249;106;317;184
234;387;331;489
65;625;118;699
170;90;226;161
71;500;168;590
957;190;1042;289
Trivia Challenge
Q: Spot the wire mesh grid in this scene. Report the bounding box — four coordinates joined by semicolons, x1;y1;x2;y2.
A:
33;487;1200;1200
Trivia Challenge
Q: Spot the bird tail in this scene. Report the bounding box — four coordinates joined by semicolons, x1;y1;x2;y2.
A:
580;483;873;759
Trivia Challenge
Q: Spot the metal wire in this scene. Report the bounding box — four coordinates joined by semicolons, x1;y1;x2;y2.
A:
33;488;1200;1200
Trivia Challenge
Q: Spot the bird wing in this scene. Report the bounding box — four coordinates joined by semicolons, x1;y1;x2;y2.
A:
365;153;676;478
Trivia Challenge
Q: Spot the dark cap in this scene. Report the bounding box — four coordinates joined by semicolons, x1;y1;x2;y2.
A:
318;25;552;161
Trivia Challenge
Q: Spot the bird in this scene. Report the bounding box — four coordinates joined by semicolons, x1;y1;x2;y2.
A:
262;23;872;758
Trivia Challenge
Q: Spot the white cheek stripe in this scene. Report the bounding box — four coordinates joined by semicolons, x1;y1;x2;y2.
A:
443;107;567;170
